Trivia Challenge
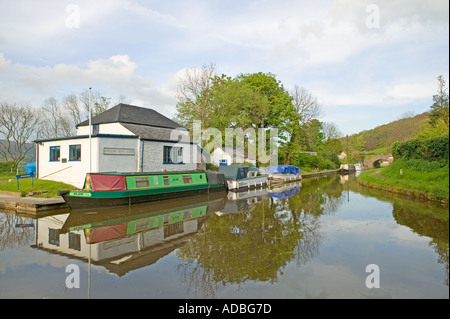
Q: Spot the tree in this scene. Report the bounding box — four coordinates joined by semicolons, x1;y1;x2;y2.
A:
429;75;449;128
40;97;74;139
291;85;322;125
174;63;218;130
0;102;40;170
237;72;299;141
322;122;342;142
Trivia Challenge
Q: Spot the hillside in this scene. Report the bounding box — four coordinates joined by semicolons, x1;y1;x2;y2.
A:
341;112;429;154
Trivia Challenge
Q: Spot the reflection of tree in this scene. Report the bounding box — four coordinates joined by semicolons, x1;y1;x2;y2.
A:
0;213;35;250
392;203;449;286
176;176;347;297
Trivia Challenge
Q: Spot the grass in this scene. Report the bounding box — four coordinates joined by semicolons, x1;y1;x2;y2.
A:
0;177;77;198
358;159;449;201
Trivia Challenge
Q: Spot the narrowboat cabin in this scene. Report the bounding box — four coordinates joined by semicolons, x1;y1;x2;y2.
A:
218;164;267;191
59;170;226;210
339;163;356;173
267;165;302;183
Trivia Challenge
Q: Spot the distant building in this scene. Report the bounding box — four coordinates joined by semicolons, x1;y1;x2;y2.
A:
209;147;257;166
34;104;206;188
338;151;347;160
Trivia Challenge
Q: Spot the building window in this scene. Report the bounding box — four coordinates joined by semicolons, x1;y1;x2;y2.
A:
92;124;99;135
68;232;81;251
69;144;81;161
163;146;183;164
49;229;60;246
49;146;60;162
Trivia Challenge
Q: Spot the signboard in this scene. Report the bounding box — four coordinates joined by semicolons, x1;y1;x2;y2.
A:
103;147;135;156
16;173;34;190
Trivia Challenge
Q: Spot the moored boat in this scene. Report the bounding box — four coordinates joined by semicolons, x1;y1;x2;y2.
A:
267;165;302;183
218;164;267;191
58;170;226;210
339;163;356;173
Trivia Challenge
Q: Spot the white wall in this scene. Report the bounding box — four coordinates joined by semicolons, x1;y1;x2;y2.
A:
37;138;93;188
141;141;198;172
76;123;134;136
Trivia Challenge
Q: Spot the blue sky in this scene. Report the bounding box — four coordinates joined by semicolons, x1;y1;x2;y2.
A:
0;0;448;135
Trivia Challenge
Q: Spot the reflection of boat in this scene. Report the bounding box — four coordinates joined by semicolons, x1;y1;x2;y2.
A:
59;170;226;210
219;164;267;191
339;163;356;173
267;181;302;199
216;188;268;215
34;194;226;276
267;165;302;183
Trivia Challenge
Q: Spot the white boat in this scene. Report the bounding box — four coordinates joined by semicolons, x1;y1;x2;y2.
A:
354;162;364;171
219;164;268;191
267;165;302;183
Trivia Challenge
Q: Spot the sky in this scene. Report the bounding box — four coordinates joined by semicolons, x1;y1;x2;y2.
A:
0;0;448;136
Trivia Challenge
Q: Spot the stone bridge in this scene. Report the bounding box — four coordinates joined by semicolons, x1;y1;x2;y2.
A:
363;154;394;169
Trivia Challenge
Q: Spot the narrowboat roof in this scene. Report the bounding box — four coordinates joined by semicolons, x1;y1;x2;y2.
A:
87;171;204;176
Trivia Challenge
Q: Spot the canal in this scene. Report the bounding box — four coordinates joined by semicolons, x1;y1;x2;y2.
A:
0;174;448;299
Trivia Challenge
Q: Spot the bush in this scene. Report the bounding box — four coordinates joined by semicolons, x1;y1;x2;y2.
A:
291;152;337;171
392;135;449;163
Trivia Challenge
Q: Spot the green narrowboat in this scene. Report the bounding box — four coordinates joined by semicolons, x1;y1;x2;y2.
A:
59;170;226;210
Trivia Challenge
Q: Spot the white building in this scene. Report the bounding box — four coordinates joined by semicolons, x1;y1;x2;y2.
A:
209;147;257;167
35;104;206;188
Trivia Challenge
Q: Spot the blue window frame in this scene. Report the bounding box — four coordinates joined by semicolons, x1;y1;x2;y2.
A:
69;144;81;161
49;146;60;162
163;146;183;164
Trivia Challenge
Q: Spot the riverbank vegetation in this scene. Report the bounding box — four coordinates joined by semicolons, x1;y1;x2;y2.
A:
359;76;449;204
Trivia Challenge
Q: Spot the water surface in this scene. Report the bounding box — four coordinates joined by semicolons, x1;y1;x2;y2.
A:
0;174;448;299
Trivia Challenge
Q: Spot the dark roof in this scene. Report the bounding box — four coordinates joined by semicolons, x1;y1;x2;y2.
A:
76;104;184;130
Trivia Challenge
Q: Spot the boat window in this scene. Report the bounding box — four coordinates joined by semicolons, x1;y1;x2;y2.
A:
183;210;193;219
136;219;149;231
163;215;170;224
135;177;149;188
163;176;170;186
182;175;193;184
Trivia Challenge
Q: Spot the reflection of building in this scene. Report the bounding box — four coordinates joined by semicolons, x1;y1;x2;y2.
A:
33;195;225;276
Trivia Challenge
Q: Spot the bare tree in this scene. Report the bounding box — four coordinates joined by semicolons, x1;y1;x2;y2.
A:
40;97;74;138
175;63;218;130
322;122;342;141
291;85;322;125
79;89;112;117
63;93;84;126
0;102;40;170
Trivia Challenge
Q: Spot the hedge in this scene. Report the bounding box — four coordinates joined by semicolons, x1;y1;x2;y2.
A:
391;135;449;163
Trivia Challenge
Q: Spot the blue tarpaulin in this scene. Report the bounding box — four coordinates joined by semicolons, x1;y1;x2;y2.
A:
25;162;36;175
269;187;301;199
267;165;300;175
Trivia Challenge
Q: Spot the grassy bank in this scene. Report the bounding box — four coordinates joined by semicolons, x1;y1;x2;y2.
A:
358;159;449;204
0;178;76;198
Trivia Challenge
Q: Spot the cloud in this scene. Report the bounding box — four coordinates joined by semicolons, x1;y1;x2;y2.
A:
0;53;178;116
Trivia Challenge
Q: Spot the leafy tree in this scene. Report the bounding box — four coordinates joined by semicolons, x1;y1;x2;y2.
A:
429;75;449;129
237;72;299;142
